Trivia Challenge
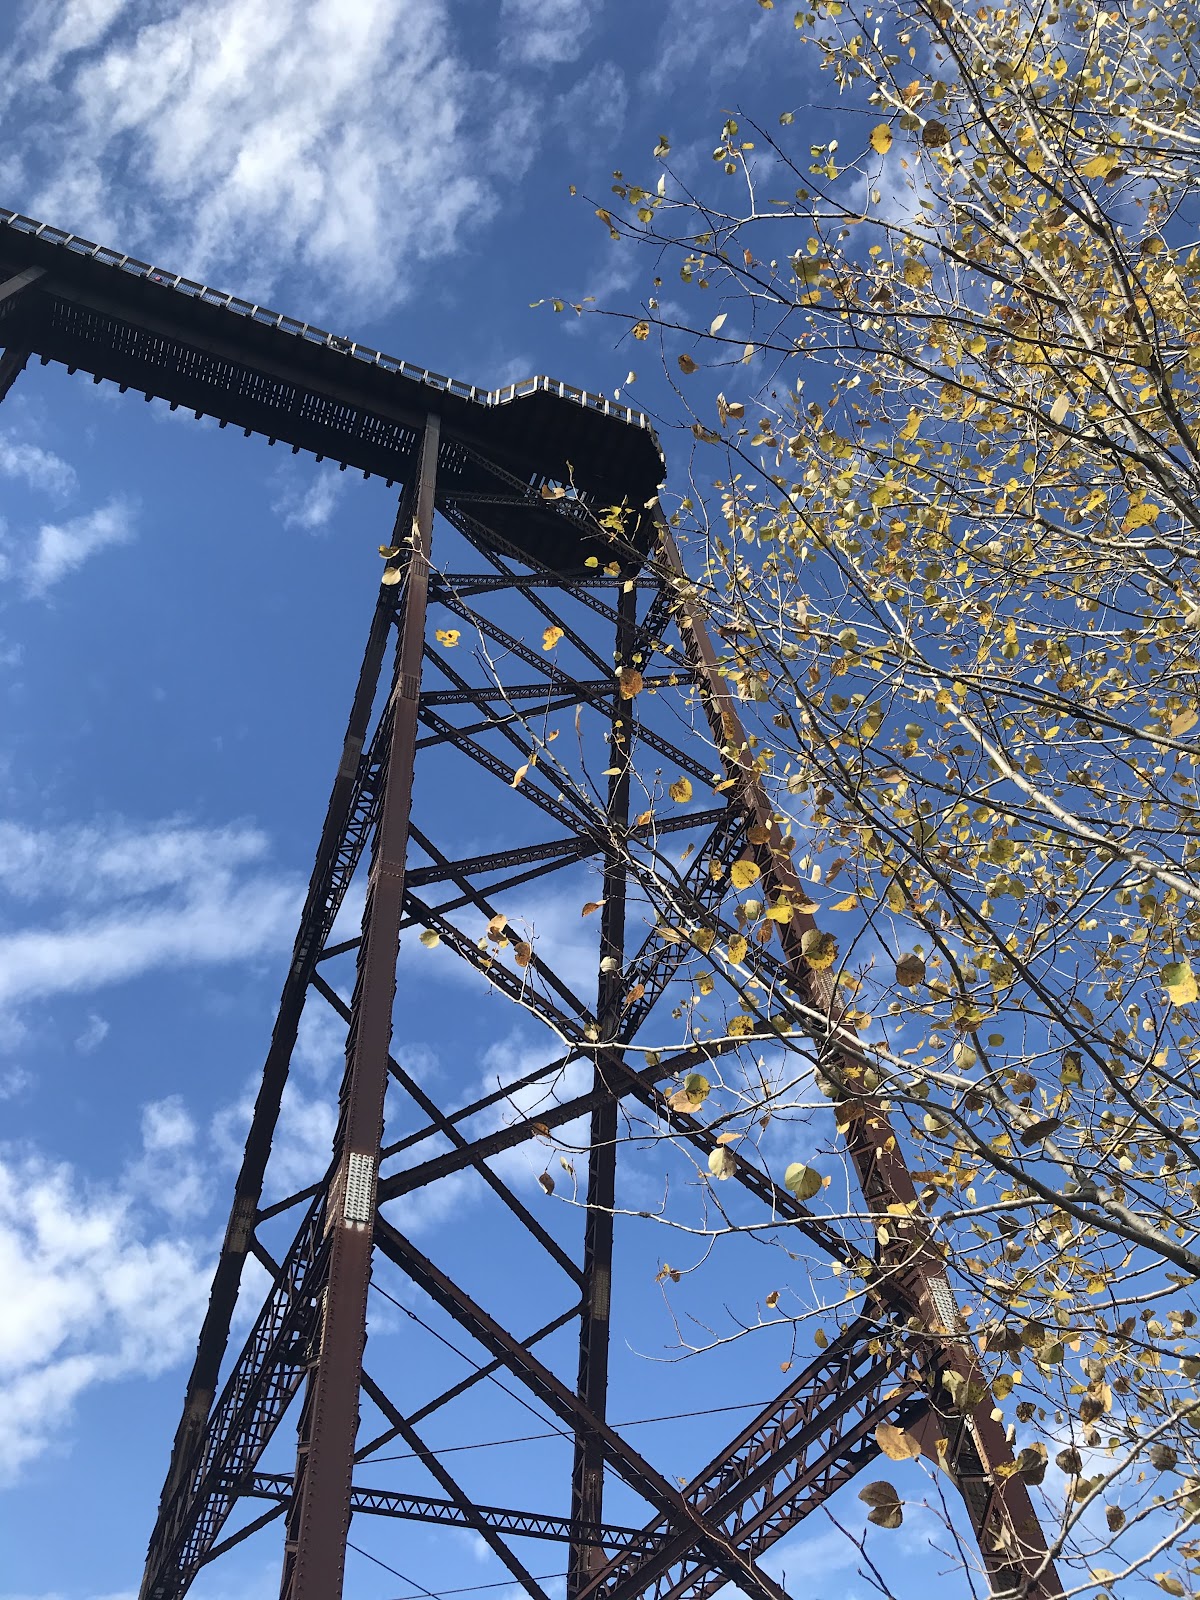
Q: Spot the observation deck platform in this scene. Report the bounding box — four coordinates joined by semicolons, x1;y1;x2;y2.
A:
0;209;664;571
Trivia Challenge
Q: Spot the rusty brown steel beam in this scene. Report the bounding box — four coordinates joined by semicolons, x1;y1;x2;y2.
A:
577;1318;934;1600
139;1196;331;1600
359;1373;554;1600
279;414;441;1600
355;1303;581;1462
244;1473;660;1551
0;264;45;303
429;585;713;787
0;345;29;403
420;676;673;705
569;576;637;1598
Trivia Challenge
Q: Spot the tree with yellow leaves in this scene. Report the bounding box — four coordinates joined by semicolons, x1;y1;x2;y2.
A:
577;0;1200;1593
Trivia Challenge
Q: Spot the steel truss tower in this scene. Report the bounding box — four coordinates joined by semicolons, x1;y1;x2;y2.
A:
0;210;1062;1600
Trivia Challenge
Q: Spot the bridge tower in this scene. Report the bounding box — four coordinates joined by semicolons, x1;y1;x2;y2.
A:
0;209;1061;1600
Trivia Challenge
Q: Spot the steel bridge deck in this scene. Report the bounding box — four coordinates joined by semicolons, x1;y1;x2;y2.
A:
0;207;663;572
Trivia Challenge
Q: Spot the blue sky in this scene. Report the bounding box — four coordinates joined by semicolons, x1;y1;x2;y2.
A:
0;6;965;1600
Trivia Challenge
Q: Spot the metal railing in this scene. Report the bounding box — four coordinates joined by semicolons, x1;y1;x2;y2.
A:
0;208;651;431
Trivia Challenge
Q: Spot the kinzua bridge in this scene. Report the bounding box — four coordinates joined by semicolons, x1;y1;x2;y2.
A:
0;209;1061;1600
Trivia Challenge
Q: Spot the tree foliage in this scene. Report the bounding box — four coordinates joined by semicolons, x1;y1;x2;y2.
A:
580;0;1200;1591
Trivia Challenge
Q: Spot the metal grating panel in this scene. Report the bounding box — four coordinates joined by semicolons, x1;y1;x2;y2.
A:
927;1272;964;1334
344;1152;376;1225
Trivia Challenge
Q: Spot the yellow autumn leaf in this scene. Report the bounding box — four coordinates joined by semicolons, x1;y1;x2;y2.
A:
668;776;693;803
1123;502;1160;531
513;940;533;969
486;913;508;940
669;1072;711;1113
870;123;893;154
708;1146;736;1180
678;353;698;375
876;1423;922;1461
726;934;748;964
418;929;440;949
801;927;838;969
765;901;794;923
380;567;403;586
895;953;926;988
692;927;716;953
784;1162;822;1200
1163;960;1199;1007
898;407;921;440
1079;151;1119;179
542;626;564;650
580;900;604;917
435;628;461;648
728;1014;756;1036
1169;707;1198;737
632;319;650;340
730;859;761;889
830;894;859;912
617;667;644;698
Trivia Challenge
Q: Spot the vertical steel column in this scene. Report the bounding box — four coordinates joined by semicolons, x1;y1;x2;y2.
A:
568;577;637;1599
278;415;440;1600
0;347;29;405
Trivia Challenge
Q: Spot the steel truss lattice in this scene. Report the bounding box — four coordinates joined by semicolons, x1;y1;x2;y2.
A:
0;211;1063;1600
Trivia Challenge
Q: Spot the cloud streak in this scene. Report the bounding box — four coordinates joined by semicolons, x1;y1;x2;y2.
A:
1;0;535;312
0;1147;209;1483
23;500;134;594
0;817;299;1044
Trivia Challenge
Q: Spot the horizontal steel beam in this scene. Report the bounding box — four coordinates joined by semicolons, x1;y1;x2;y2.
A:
245;1475;663;1551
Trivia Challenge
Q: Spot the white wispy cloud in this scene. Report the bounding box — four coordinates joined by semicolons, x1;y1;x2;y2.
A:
500;0;594;65
0;817;299;1045
122;1096;212;1223
0;880;298;1012
23;499;134;594
272;468;347;534
641;0;782;91
0;1066;32;1100
0;1146;209;1482
0;434;77;498
0;818;271;901
1;0;536;312
73;1013;109;1054
556;61;629;154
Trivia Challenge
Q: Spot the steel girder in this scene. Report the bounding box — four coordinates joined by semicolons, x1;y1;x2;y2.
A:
133;466;1061;1600
0;229;1063;1600
133;476;1060;1600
